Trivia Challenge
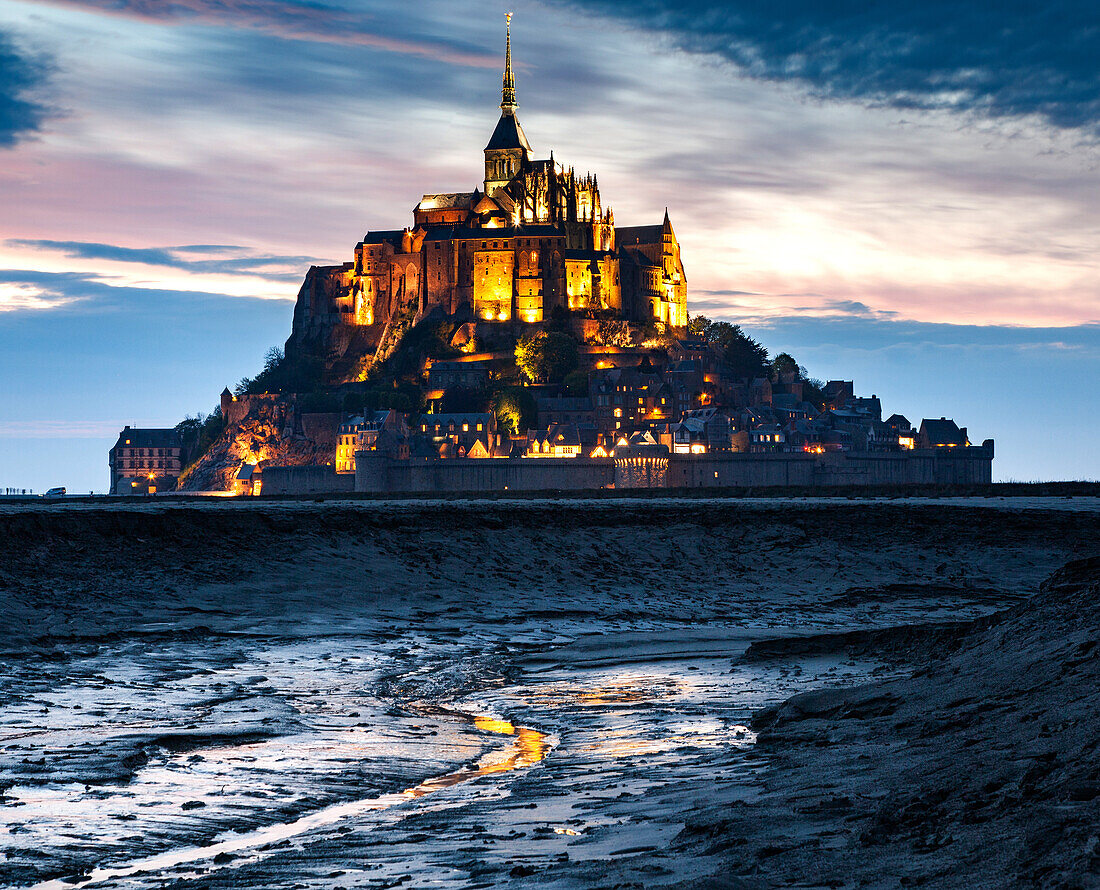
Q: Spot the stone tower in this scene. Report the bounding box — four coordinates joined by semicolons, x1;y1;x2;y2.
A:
484;13;532;196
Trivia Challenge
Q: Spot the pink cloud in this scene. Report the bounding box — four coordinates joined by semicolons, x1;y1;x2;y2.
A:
30;0;498;67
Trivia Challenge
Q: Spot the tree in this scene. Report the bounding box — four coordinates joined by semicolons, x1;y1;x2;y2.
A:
770;352;805;381
515;331;579;383
563;369;589;396
440;385;484;414
492;386;537;436
690;315;770;380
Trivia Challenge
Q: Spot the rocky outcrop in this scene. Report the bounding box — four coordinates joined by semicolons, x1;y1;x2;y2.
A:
178;396;340;491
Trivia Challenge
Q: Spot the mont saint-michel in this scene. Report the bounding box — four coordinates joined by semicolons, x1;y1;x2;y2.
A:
103;18;990;497
288;13;687;373
3;7;1098;890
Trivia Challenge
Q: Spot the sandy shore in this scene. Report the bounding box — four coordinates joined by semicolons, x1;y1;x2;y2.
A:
1;499;1097;888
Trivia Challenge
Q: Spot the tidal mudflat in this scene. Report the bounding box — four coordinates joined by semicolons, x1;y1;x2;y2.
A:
1;498;1097;888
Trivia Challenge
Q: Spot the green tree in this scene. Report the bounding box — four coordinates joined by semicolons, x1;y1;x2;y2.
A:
440;385;484;414
690;315;769;380
515;331;579;383
492;386;537;436
563;369;589;396
770;352;805;381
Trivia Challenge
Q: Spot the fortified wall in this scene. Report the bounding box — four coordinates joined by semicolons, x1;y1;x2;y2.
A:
330;445;995;495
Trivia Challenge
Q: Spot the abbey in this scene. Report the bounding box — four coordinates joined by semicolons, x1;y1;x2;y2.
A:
288;16;687;368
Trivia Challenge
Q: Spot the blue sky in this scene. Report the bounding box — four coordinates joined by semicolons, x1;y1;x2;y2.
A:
0;0;1097;490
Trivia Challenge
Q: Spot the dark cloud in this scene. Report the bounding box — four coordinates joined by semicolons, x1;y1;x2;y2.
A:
556;0;1100;133
0;32;50;147
6;240;323;284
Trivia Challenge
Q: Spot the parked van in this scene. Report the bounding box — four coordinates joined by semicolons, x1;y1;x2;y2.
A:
43;487;66;498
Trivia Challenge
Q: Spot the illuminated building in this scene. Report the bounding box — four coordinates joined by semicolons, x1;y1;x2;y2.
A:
108;426;183;495
525;423;583;458
287;15;688;375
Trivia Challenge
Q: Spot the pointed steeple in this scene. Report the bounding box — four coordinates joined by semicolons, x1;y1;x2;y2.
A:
501;12;517;114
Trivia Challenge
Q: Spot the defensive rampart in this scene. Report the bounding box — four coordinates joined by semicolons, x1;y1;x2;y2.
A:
349;445;993;494
261;465;355;495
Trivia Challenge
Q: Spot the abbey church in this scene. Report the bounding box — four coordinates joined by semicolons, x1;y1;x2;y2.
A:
288;16;688;370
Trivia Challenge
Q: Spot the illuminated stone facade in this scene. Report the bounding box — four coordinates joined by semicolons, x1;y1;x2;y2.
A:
288;17;687;370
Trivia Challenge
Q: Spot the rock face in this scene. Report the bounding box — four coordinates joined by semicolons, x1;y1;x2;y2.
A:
178;395;340;492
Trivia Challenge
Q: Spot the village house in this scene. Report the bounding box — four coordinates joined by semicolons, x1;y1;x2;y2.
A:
536;396;596;429
416;412;503;458
525;422;583;457
919;417;970;449
337;409;408;472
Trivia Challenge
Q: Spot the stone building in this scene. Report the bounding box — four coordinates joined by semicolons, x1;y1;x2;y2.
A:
287;16;687;375
108;426;183;494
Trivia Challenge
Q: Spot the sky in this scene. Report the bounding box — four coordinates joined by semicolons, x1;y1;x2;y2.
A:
0;0;1097;491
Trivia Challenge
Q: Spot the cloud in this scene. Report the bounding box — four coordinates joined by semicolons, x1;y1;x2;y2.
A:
556;0;1100;134
0;31;50;146
31;0;496;68
0;280;79;311
0;268;293;314
6;240;321;284
0;419;126;438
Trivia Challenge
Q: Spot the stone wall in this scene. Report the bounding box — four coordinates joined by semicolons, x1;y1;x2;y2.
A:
356;455;614;494
261;465;355;495
351;446;993;494
661;447;994;488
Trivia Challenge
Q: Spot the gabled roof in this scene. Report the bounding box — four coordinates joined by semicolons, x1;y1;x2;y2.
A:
112;427;181;449
485;112;532;153
919;418;969;446
473;194;504;214
361;230;404;246
527;422;581;448
619;246;660;268
417;192;475;210
616;224;664;245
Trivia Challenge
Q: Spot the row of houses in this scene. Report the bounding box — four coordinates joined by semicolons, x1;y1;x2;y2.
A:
331;402;975;474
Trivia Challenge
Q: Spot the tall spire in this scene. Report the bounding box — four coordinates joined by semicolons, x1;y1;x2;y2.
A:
501;12;517;114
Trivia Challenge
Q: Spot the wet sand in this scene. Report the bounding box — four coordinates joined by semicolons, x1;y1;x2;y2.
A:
1;498;1098;888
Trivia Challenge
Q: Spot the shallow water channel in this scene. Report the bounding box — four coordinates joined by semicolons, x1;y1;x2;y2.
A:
1;618;895;889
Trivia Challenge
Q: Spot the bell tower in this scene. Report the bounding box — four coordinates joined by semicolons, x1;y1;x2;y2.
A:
484;13;532;196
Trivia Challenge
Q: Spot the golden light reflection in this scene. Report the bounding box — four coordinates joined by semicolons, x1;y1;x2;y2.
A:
402;715;550;800
473;716;516;735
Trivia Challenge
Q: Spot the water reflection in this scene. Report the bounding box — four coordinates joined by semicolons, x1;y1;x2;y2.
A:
25;713;551;890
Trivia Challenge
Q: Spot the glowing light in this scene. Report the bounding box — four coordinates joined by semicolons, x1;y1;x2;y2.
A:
474;716;516;735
